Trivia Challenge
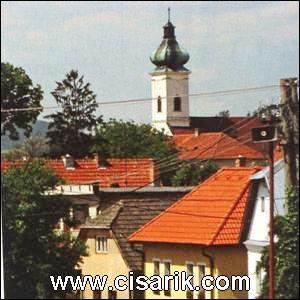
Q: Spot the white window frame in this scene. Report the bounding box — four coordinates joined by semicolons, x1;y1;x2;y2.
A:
95;236;108;253
197;263;206;292
186;261;194;285
163;259;172;275
153;258;160;276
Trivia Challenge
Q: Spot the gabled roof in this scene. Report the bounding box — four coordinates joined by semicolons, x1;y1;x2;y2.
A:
1;159;155;188
173;132;264;160
250;159;283;181
80;188;192;270
171;116;267;154
81;201;123;229
128;167;261;246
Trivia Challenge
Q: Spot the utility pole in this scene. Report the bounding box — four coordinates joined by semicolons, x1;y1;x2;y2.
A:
268;141;275;299
252;113;279;300
280;78;299;190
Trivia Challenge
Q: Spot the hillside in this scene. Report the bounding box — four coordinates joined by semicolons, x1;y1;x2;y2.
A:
1;120;49;150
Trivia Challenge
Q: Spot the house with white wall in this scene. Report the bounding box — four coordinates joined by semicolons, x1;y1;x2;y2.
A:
244;159;285;299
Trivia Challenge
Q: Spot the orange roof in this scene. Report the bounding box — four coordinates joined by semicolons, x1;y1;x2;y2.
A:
129;166;261;246
173;132;264;160
1;159;155;188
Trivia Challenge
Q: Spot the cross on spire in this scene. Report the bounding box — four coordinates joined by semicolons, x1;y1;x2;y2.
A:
168;7;171;22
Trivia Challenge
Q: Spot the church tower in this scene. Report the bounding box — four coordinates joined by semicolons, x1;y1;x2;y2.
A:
150;10;190;134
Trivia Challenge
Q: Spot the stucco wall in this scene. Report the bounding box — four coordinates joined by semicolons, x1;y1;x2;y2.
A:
143;243;248;299
80;229;130;299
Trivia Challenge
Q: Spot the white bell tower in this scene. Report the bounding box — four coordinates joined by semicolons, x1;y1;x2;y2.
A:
150;10;190;135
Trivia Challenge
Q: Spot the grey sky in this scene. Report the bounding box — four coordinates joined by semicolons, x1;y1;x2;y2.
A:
1;1;299;123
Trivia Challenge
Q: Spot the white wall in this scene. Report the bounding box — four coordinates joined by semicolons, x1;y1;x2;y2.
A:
244;242;267;299
245;162;285;298
151;70;190;131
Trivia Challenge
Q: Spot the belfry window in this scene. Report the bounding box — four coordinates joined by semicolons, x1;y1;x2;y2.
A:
174;97;182;111
157;96;162;112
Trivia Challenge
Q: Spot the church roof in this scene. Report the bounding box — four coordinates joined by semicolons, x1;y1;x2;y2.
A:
150;16;189;72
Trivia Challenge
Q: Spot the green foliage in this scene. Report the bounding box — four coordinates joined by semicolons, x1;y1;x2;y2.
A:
2;160;87;299
1;62;43;140
170;159;219;186
45;70;102;158
257;186;299;299
90;119;178;161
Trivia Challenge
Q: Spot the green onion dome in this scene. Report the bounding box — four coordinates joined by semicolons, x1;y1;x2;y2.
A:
150;21;190;71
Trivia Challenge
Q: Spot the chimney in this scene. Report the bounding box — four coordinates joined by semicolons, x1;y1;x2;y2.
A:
62;154;75;169
88;205;98;219
235;155;246;167
94;153;107;169
194;127;199;137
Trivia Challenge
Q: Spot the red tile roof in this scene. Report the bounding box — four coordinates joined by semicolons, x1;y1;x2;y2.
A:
171;116;267;154
128;166;261;246
173;132;264;160
1;159;155;188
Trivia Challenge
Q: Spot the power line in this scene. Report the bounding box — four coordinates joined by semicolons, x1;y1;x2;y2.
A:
0;83;283;113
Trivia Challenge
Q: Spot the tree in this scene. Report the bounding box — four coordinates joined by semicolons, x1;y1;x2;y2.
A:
257;186;299;299
90;119;178;162
45;70;102;158
170;159;219;186
2;160;87;299
1;62;43;140
90;119;179;185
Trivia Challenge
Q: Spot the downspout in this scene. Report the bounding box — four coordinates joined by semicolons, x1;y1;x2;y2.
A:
202;247;215;299
132;245;145;300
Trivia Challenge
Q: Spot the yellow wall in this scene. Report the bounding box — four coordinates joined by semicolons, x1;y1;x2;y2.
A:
143;243;248;299
80;229;130;299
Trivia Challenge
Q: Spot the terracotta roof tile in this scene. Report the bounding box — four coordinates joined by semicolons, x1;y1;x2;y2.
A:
173;132;264;160
1;159;155;188
171;116;267;154
128;166;261;246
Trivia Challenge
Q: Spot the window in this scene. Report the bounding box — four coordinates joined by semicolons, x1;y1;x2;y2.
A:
261;196;265;212
108;290;117;299
93;290;102;299
157;96;162;112
174;97;182;111
198;265;206;299
154;260;160;275
186;263;194;299
96;236;107;253
164;261;171;296
153;260;160;295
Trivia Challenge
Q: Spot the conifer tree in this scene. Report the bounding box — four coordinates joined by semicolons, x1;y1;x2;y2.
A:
46;70;102;157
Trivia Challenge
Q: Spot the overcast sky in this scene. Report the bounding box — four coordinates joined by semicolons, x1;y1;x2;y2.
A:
1;1;299;123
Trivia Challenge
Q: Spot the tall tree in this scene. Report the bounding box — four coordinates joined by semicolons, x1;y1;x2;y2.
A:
45;70;102;157
257;186;299;299
2;160;87;299
1;62;43;140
